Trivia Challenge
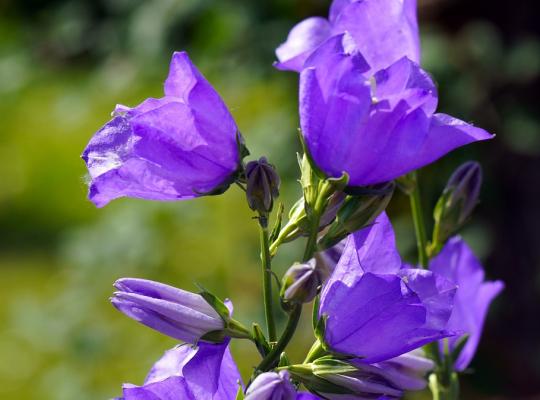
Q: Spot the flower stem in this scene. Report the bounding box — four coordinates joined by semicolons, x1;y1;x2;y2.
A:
259;216;277;342
254;304;302;372
408;171;429;268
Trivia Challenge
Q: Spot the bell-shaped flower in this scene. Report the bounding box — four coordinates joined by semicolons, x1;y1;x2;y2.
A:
118;341;242;399
111;278;250;344
245;371;297;400
299;34;493;187
82;51;243;207
319;213;457;363
275;0;420;74
429;237;504;371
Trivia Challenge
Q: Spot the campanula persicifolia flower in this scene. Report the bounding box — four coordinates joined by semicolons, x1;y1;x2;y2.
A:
298;34;493;186
112;278;251;344
319;213;457;363
429;237;504;371
118;341;242;400
245;370;297;400
82;51;242;207
275;0;420;74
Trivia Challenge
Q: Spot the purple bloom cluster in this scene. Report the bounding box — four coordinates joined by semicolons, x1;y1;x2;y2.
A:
82;0;503;399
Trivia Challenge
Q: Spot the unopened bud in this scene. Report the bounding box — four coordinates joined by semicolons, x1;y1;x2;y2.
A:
318;182;394;250
280;259;324;305
432;161;482;251
245;157;280;215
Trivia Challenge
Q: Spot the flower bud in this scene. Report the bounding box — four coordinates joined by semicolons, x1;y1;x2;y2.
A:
111;278;249;344
288;351;434;400
432;161;482;251
245;370;296;400
280;259;324;305
318;181;394;250
245;157;280;214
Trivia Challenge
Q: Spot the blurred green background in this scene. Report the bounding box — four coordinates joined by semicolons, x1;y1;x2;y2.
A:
1;0;539;399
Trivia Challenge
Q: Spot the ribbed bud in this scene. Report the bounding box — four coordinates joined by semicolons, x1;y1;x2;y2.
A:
288;350;434;399
432;161;482;253
280;259;324;305
245;157;280;214
111;278;250;344
245;370;296;400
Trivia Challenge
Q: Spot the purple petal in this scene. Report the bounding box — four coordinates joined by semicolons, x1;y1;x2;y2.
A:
323;212;401;290
245;371;296;400
122;377;191;400
275;17;332;72
430;237;504;370
333;0;420;73
120;342;242;400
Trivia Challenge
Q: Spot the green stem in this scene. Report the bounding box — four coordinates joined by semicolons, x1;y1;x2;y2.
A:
408;171;429;268
259;217;277;342
254;304;302;372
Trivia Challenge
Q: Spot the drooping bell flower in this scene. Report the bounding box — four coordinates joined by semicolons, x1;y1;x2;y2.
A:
82;51;243;207
118;341;242;400
319;213;457;363
429;237;504;371
111;278;250;344
275;0;420;74
245;371;297;400
299;34;493;186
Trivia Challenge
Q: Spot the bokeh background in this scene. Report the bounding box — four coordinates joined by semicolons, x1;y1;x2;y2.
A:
1;0;539;399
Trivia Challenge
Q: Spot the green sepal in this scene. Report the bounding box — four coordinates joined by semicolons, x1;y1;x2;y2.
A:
269;202;285;244
297;129;326;179
236;131;250;160
252;323;271;357
235;384;245;400
314;314;328;346
196;284;230;323
312;294;320;332
278;352;291;368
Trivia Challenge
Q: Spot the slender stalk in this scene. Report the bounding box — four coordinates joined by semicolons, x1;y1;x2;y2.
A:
408;171;429;268
254;304;302;372
408;172;460;400
259;217;277;342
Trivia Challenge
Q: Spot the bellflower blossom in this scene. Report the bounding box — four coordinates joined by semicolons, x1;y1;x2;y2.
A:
298;34;493;186
275;0;420;74
245;371;297;400
429;237;504;370
111;278;226;344
118;341;241;400
319;213;457;363
82;51;242;207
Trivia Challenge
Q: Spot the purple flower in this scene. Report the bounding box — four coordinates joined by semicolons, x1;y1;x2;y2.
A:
245;370;297;400
119;341;242;399
275;0;420;74
82;51;242;207
299;34;493;186
429;237;504;371
319;213;457;363
111;278;226;344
